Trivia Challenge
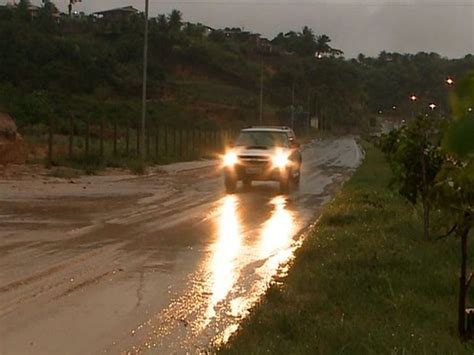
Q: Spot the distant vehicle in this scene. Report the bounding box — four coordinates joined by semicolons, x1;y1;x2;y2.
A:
222;126;302;194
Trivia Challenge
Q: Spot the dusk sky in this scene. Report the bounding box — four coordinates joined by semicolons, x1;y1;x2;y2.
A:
3;0;473;58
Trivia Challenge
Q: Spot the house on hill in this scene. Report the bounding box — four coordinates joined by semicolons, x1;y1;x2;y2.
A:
93;6;139;21
26;4;61;21
27;4;40;18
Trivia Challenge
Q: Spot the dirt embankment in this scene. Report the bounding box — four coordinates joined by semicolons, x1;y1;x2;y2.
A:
0;113;28;165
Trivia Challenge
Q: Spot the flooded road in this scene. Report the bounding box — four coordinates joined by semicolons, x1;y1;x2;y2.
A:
0;137;361;354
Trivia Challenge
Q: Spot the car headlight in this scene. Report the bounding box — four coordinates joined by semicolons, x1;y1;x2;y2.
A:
223;152;238;167
272;152;289;169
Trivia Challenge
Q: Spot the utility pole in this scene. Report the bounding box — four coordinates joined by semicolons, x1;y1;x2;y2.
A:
140;0;149;162
259;59;264;124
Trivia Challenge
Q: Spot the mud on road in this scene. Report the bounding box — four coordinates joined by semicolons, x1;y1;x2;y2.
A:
0;137;362;355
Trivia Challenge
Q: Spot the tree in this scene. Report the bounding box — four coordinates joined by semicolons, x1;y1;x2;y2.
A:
38;0;59;33
435;72;474;339
271;28;341;58
156;14;168;32
381;115;444;240
16;0;31;21
315;34;343;58
167;9;182;32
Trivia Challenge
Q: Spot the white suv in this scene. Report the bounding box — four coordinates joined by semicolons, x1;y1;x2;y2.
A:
222;127;302;194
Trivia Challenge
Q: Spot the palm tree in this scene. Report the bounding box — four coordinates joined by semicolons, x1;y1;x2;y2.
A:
16;0;31;21
314;34;343;58
167;9;182;32
156;14;168;32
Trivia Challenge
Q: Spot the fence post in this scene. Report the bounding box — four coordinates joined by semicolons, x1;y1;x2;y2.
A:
197;128;201;157
47;115;54;167
187;129;191;158
126;120;130;156
155;124;159;159
100;116;105;159
164;125;168;156
68;114;74;159
214;129;218;152
207;130;210;156
136;123;140;156
146;122;150;159
179;129;184;159
218;129;223;152
113;121;118;157
85;116;90;157
173;127;177;157
145;123;150;158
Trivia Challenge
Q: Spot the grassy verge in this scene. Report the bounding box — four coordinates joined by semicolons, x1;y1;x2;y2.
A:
220;142;473;354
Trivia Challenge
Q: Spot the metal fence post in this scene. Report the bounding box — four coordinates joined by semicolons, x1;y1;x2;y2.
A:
85;116;90;157
68;114;74;159
164;125;168;156
173;127;177;157
136;123;140;156
126;120;130;156
113;121;118;157
48;115;54;167
155;124;159;159
100;117;105;159
179;129;184;158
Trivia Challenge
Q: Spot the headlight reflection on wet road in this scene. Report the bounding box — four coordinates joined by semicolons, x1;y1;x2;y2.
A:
201;194;298;345
127;194;302;353
259;196;295;261
203;195;242;328
227;196;296;320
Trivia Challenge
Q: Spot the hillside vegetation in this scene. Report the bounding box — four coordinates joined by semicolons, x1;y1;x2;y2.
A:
0;1;473;134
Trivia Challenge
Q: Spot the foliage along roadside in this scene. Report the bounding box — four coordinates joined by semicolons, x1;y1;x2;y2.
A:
380;71;474;339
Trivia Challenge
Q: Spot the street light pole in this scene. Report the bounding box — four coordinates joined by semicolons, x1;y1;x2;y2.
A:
410;94;417;119
140;0;149;162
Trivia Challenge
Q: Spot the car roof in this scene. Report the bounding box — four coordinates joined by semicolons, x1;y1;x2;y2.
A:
241;126;293;133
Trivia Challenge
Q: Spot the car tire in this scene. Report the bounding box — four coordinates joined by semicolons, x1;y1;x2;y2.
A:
225;175;237;194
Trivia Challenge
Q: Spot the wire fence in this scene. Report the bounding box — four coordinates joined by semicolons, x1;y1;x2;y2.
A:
43;116;240;166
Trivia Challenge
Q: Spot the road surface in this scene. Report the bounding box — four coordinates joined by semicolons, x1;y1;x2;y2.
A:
0;137;361;354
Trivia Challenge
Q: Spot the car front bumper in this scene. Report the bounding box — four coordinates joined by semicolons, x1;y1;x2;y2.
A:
224;163;289;181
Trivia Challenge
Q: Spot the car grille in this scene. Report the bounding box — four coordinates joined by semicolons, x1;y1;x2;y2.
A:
238;155;271;166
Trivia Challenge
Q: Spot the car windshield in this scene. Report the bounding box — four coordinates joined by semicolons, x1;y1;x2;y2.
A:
235;131;289;148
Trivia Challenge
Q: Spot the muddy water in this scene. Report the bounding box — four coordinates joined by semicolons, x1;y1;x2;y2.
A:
0;138;361;355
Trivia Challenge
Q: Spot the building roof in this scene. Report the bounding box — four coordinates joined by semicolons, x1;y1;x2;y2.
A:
27;4;40;11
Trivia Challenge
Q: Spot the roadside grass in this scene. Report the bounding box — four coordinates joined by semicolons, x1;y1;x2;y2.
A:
220;142;474;354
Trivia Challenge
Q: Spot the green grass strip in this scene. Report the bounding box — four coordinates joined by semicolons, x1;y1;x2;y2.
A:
220;142;473;355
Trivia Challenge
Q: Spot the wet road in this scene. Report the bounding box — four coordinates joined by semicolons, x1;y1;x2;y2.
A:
0;137;361;354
